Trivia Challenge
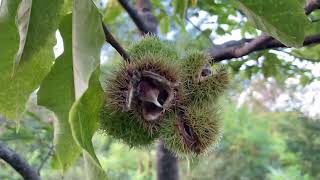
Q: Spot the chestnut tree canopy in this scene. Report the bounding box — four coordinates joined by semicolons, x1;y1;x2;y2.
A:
0;0;319;179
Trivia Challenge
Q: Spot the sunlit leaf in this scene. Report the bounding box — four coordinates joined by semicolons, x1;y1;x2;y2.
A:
37;14;81;172
70;68;106;179
236;0;310;47
70;0;107;179
14;0;32;69
173;0;188;18
0;0;63;119
103;0;122;24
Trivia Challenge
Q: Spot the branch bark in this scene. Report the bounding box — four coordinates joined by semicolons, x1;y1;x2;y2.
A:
305;0;320;15
102;22;131;62
0;141;40;180
156;142;179;180
208;33;320;62
117;0;156;35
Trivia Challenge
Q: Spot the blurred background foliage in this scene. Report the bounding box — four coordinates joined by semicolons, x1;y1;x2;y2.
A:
1;0;320;179
1;93;320;180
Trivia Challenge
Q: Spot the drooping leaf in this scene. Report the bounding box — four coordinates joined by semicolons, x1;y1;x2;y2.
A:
0;0;20;118
236;0;310;47
69;68;107;179
72;0;104;99
37;14;81;172
0;0;20;78
70;0;107;179
0;0;63;119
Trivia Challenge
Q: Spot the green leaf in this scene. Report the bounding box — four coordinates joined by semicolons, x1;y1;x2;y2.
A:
70;0;107;179
300;74;311;86
62;0;72;14
292;45;320;62
0;0;20;78
37;14;81;172
159;15;170;34
15;0;64;70
173;14;186;32
236;0;310;47
103;0;122;24
262;53;280;78
72;0;104;99
229;60;246;73
14;0;32;69
201;28;212;37
216;27;225;35
173;0;188;18
0;0;63;119
39;0;106;176
70;68;107;179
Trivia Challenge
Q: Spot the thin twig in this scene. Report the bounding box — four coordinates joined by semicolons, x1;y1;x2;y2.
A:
37;144;54;175
0;141;40;180
102;22;131;62
186;17;214;46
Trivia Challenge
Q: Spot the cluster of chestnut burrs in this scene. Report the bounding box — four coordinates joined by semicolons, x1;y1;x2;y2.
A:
100;36;229;155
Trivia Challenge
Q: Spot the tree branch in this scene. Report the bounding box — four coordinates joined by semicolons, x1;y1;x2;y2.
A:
119;0;320;64
117;0;155;35
102;22;131;62
209;33;320;62
135;0;158;34
0;141;40;180
209;0;320;62
156;142;179;180
103;0;157;60
305;0;320;15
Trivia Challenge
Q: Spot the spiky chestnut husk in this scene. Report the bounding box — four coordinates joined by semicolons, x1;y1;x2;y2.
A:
181;51;229;104
128;35;179;61
100;104;157;147
159;103;222;156
105;55;181;132
103;36;182;136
